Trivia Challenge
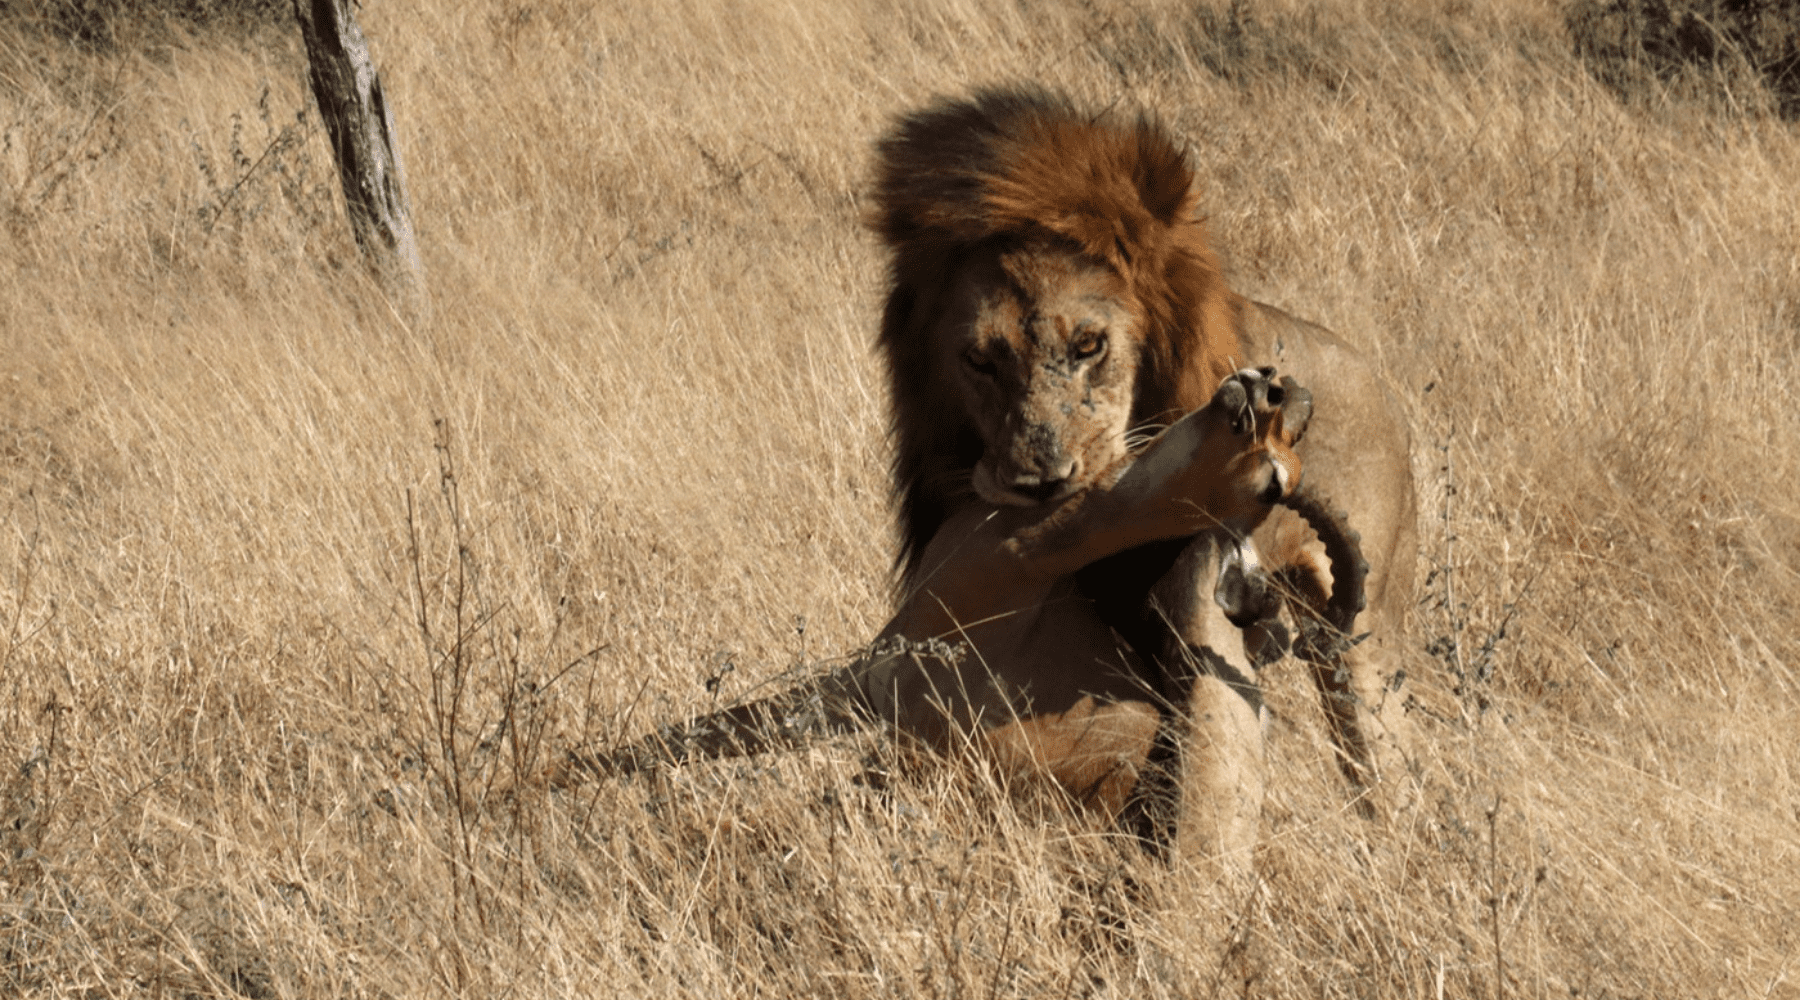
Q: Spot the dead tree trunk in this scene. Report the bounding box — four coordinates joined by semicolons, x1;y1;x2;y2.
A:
292;0;424;310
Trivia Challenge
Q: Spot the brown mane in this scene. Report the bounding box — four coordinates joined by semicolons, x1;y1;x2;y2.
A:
869;86;1246;582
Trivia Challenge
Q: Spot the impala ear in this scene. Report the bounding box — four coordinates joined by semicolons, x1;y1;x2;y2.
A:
1213;558;1255;625
1214;540;1278;628
1214;376;1250;435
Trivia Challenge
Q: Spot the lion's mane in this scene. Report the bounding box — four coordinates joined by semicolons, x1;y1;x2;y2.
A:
869;86;1245;581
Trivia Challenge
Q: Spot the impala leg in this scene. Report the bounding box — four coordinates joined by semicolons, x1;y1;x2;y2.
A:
1282;546;1414;812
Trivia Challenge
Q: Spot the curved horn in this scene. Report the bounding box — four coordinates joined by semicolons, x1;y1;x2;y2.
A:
1278;486;1369;658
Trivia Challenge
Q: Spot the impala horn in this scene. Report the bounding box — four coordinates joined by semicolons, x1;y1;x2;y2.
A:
1277;486;1370;661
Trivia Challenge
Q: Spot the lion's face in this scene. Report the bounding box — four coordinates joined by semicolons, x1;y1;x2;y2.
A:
936;241;1144;507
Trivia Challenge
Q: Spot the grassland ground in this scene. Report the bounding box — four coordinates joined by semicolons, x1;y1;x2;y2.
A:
1;0;1798;996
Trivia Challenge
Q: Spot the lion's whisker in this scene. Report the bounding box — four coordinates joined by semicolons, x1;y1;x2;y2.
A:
1125;423;1168;452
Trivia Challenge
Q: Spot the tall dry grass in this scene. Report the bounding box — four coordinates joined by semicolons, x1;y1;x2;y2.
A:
1;0;1797;996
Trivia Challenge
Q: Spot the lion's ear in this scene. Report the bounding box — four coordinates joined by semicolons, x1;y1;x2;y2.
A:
1132;125;1198;226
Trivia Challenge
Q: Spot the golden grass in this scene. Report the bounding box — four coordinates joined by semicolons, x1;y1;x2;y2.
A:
2;0;1798;995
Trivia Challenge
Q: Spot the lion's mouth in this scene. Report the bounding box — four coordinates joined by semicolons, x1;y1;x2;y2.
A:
971;459;1081;507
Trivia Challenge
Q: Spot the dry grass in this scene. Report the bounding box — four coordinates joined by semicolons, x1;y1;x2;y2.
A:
2;0;1798;996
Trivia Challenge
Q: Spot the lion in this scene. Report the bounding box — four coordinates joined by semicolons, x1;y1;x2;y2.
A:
557;88;1414;864
867;88;1417;818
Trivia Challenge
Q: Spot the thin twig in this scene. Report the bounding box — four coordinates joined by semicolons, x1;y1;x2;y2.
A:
1489;794;1505;1000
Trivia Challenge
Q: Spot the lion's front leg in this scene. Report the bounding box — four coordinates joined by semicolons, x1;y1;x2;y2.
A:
1120;532;1268;875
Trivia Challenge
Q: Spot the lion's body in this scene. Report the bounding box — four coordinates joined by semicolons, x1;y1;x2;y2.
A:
868;88;1417;854
557;368;1317;864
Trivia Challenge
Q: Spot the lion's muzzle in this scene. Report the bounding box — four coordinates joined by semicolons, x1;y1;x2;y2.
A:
973;415;1089;506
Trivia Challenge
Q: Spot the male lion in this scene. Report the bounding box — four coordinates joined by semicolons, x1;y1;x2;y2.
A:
868;88;1417;837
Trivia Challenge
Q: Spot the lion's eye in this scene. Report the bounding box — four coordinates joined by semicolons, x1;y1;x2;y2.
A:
964;347;999;378
1072;330;1107;361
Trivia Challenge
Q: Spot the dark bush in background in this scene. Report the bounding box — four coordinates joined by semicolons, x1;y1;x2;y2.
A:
0;0;287;47
1569;0;1800;117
